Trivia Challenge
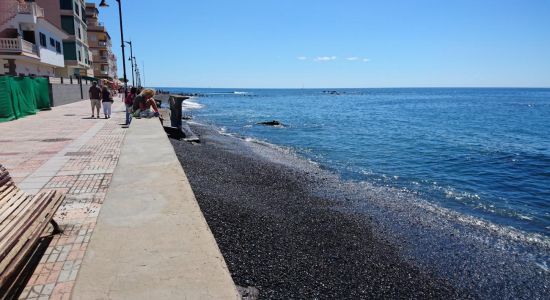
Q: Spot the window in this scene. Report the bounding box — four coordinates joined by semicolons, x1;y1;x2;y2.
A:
77;50;81;62
50;38;55;47
63;42;76;60
74;2;79;15
55;41;62;54
60;0;73;10
61;16;75;35
39;33;47;47
81;7;86;22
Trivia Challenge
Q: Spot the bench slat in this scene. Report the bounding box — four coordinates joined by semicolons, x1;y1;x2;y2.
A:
0;165;65;292
0;184;15;196
0;189;39;227
0;190;30;227
0;171;12;187
0;168;13;189
0;186;19;211
0;193;63;287
0;192;51;261
0;191;38;242
0;192;58;271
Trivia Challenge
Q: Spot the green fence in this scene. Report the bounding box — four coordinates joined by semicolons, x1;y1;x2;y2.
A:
0;75;51;123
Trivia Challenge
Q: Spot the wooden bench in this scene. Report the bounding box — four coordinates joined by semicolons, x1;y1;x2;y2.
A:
0;164;65;294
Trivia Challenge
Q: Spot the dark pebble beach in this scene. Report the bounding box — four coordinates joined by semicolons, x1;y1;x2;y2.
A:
170;124;467;299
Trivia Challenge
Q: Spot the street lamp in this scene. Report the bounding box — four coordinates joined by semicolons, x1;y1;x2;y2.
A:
131;56;138;86
128;56;135;86
99;0;129;124
135;63;141;87
124;40;135;86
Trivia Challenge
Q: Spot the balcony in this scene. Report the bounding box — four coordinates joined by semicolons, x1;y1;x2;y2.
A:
89;40;109;48
0;38;38;56
87;22;105;32
0;2;44;26
92;55;108;63
19;3;45;18
98;40;111;47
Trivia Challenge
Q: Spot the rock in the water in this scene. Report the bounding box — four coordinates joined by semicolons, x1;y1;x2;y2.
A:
257;120;283;126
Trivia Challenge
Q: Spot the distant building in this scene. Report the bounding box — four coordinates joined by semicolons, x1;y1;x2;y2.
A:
85;3;117;80
35;0;93;77
0;0;68;76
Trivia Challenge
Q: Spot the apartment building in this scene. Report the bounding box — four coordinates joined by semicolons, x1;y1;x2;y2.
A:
85;3;117;80
0;0;68;76
35;0;93;77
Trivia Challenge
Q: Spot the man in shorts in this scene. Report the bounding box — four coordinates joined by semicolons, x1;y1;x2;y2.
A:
88;82;101;118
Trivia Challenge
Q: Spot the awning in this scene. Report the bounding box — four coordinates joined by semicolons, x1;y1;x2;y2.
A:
81;75;100;82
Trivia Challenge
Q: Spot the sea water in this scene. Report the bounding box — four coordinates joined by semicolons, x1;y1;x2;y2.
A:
161;88;550;237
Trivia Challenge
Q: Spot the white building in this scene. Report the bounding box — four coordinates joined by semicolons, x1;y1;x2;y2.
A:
0;1;68;76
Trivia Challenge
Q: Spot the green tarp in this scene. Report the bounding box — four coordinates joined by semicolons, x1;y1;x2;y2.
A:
0;75;51;122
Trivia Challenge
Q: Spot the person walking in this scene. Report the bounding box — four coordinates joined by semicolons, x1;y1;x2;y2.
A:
101;86;113;119
88;82;101;118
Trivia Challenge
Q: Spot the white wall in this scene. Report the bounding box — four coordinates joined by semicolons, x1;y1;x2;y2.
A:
35;21;65;67
14;60;55;76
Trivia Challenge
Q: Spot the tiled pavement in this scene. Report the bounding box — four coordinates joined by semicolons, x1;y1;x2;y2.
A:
0;98;127;300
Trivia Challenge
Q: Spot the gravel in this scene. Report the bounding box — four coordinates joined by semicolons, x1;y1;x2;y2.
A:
170;125;465;299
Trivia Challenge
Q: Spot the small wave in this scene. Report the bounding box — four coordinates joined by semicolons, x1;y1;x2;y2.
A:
415;200;550;247
535;261;549;272
182;98;204;110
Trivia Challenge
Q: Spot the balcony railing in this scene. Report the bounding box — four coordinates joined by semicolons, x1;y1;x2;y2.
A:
0;38;38;55
21;3;45;18
0;2;44;25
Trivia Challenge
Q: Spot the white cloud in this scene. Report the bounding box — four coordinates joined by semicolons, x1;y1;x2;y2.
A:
297;56;308;60
346;57;359;61
363;58;371;62
314;56;337;62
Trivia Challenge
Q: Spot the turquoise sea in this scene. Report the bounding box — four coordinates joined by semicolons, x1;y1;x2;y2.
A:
161;88;550;237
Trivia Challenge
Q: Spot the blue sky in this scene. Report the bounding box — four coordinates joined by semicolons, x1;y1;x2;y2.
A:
96;0;550;88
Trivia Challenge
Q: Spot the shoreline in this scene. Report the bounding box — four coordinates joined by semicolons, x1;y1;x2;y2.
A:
170;123;459;298
169;121;550;298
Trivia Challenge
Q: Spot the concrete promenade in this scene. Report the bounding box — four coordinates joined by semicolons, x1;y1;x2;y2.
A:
0;99;238;299
72;118;239;299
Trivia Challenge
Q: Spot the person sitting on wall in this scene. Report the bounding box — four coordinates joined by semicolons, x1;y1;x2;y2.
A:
132;88;160;118
88;82;101;119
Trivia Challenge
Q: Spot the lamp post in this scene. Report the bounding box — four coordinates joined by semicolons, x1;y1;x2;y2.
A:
133;57;139;86
125;40;135;86
135;63;141;87
131;56;137;86
99;0;129;124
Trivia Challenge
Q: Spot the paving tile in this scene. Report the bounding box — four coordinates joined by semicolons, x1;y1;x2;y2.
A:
42;284;55;296
2;98;127;300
